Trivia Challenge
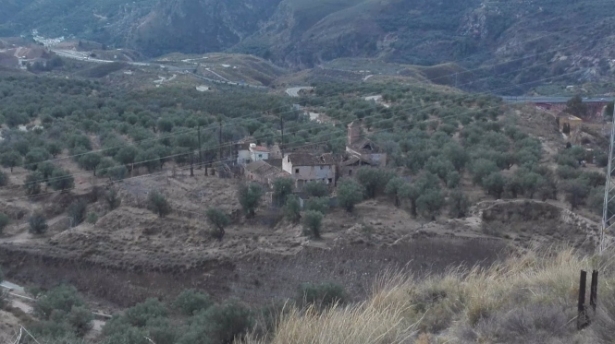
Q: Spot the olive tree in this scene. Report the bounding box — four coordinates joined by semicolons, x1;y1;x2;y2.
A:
237;183;263;218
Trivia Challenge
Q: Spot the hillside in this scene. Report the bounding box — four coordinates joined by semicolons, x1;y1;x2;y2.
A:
1;0;615;91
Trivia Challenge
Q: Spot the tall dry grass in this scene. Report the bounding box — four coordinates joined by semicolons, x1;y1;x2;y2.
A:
245;249;615;344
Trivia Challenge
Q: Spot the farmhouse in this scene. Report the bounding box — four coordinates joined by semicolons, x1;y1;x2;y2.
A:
249;143;270;162
282;153;336;188
244;160;289;187
345;121;387;167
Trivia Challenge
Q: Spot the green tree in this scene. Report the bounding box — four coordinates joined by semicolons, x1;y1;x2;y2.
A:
449;190;470;218
47;142;62;157
483;172;506;199
470;159;499;186
206;208;230;240
0;151;22;172
385;177;408;207
29;213;48;235
563;180;589;210
115;146;138;169
50;168;74;192
302;210;323;238
68;200;87;227
24;172;43;195
273;178;294;204
283;195;301;223
305;197;329;214
416;188;444;220
147;190;172;217
443;143;469;171
135;150;161;173
237;183;263;218
37;161;55;184
173;289;213;316
0;213;9;234
157;118;174;133
356;168;394;198
304;181;330;198
565;95;588;117
337;179;364;213
24;148;50;171
78;153;102;175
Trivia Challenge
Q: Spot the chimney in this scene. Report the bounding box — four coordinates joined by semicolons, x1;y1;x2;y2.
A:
347;121;361;146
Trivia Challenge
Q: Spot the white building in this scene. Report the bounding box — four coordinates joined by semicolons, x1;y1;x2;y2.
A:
282;153;336;188
249;143;270;162
236;143;252;165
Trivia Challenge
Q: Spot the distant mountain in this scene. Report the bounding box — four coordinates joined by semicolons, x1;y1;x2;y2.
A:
1;0;614;90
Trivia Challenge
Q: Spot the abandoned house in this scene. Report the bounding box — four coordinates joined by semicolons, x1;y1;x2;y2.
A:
343;121;387;175
244;160;289;187
282;153;337;188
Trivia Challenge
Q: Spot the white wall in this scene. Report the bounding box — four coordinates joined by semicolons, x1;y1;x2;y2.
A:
251;151;269;162
237;150;251;165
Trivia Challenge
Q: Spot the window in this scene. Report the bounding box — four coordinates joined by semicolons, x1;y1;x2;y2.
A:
259;154;262;158
328;178;333;184
348;170;352;176
295;169;299;174
320;166;323;170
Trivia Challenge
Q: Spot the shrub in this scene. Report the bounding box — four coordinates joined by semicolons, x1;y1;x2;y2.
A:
446;171;461;189
105;188;122;210
29;213;48;235
146;317;180;344
173;289;213;316
179;300;253;344
0;213;9;233
35;285;85;320
305;197;329;214
86;212;98;225
237;183;263;218
483;172;506;199
563;180;590;210
302;211;323;238
124;298;168;328
68;200;87;227
24;172;43;195
283;195;301;223
273;178;294;204
337;179;364;213
304;181;329;198
297;282;348;309
50;168;75;192
68;306;94;336
147;190;172;217
206;208;230;239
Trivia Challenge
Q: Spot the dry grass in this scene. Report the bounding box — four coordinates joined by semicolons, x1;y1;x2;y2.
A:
245;248;615;344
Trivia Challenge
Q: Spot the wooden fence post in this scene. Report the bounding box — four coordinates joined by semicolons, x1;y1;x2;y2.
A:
590;270;599;312
578;270;588;330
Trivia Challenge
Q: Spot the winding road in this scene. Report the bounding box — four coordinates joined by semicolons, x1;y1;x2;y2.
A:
285;86;313;97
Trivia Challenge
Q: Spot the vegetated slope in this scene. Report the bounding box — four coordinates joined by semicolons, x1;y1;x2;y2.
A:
253;249;615;344
2;0;614;91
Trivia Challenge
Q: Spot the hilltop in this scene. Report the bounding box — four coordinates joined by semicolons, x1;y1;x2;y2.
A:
1;0;615;91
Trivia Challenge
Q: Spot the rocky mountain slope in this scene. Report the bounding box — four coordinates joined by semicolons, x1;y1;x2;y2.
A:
1;0;614;86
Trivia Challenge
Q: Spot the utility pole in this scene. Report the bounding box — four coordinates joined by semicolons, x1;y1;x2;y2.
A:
218;116;223;162
197;124;202;168
280;113;285;158
600;103;615;253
